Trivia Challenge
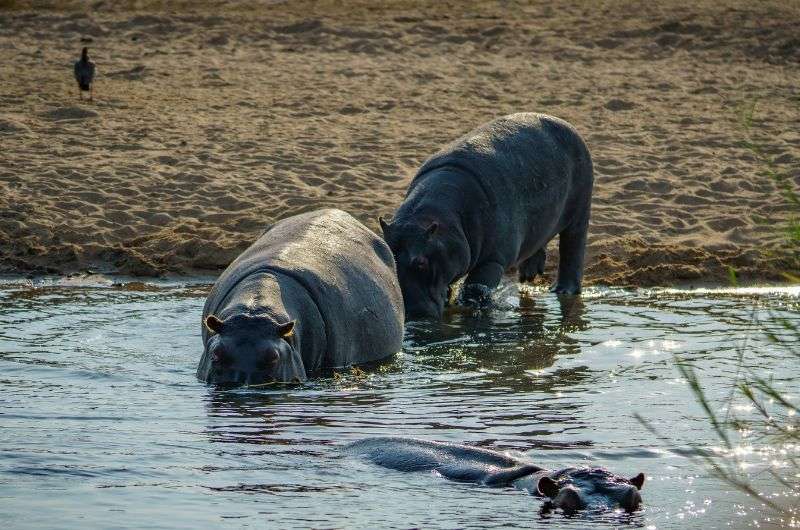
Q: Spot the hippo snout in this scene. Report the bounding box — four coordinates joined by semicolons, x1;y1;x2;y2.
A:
211;369;269;386
403;289;446;319
405;300;444;319
209;361;277;386
204;345;304;387
213;349;306;386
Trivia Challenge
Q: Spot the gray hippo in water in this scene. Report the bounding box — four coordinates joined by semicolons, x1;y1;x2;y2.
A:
346;437;644;513
380;113;593;318
198;209;404;386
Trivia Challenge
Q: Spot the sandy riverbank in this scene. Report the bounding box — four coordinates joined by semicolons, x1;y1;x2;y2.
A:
0;0;797;285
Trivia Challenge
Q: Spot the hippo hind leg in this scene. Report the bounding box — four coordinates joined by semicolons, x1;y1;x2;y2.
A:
518;248;546;283
551;212;589;295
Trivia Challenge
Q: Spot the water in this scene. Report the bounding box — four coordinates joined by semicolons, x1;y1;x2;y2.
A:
1;279;798;529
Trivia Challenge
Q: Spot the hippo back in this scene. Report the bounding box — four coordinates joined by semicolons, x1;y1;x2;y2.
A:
412;113;592;237
203;209;404;370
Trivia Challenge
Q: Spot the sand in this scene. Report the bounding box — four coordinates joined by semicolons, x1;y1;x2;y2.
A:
0;0;798;285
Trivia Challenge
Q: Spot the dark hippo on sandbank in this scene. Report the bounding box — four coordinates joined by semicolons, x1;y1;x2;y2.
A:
381;113;594;318
199;209;404;386
346;437;644;513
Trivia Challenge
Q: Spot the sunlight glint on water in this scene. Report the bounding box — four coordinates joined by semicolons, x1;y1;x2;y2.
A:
0;281;797;529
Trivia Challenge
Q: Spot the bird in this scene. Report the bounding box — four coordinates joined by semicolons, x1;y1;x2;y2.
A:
73;47;95;102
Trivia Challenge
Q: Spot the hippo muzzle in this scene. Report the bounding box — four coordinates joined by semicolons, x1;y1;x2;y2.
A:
549;482;641;513
398;276;448;319
205;347;307;386
404;293;446;319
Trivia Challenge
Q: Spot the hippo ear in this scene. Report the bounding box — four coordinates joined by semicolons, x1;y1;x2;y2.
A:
630;473;645;490
378;216;391;236
204;315;225;334
537;476;560;498
278;320;295;339
426;221;438;236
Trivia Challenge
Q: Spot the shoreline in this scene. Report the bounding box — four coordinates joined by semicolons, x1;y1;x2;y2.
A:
1;272;796;295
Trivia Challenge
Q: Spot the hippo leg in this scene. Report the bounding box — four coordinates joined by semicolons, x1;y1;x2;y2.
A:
518;248;546;283
446;284;456;306
460;261;505;307
551;213;589;294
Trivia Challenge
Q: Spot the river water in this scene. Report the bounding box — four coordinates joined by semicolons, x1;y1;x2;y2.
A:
1;278;798;529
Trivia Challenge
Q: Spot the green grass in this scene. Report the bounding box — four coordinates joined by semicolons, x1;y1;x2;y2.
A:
641;103;799;518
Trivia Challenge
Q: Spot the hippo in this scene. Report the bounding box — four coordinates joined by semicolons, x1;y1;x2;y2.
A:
346;437;644;513
198;209;404;386
380;113;593;318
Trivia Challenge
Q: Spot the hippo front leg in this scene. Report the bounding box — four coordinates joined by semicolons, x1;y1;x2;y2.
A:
519;248;546;283
459;261;505;307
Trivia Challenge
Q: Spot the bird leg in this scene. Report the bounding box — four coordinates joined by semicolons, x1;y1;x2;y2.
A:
89;86;93;102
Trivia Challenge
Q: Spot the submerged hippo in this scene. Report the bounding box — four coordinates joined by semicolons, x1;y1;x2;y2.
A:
198;209;404;386
380;113;593;318
346;437;644;513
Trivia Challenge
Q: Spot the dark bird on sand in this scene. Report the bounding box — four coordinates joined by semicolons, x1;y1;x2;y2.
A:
74;47;95;101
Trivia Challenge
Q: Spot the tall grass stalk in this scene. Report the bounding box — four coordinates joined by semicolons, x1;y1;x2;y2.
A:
639;105;799;518
738;100;800;272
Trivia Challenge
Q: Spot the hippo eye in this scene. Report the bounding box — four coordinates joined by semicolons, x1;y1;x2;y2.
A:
211;349;228;365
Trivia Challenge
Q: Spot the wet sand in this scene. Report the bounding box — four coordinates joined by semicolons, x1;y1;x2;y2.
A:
0;0;798;285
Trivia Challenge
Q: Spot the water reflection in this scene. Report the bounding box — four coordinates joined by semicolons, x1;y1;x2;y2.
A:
404;290;588;394
0;282;797;529
553;294;588;331
204;387;393;450
200;289;595;474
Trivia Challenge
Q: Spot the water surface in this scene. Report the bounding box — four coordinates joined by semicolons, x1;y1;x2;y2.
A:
1;279;798;529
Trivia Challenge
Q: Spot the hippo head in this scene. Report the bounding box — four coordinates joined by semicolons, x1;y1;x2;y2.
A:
199;313;307;386
380;216;468;319
536;468;645;513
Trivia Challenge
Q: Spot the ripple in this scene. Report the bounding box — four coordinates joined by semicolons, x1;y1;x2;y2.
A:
0;283;796;528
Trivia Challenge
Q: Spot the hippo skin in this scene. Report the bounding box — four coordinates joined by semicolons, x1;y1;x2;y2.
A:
199;209;404;386
381;113;594;318
346;437;644;513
